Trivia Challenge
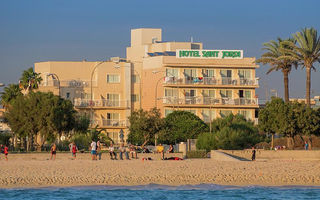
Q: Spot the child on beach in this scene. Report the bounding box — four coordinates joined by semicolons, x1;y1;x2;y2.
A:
50;143;57;160
4;145;8;161
72;142;78;160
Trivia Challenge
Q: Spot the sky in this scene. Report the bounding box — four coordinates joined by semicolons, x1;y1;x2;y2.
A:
0;0;320;99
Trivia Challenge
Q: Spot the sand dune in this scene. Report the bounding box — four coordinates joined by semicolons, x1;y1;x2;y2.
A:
0;153;320;188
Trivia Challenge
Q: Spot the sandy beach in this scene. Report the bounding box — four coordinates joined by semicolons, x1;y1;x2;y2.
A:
0;153;320;188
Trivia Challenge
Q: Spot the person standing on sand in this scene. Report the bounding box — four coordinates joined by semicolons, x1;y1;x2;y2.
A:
157;144;164;160
50;143;57;160
304;141;309;150
90;140;97;160
69;142;73;157
251;147;256;161
4;145;8;161
97;140;102;160
72;142;78;160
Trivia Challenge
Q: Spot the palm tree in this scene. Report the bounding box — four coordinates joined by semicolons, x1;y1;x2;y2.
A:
0;84;22;108
281;27;320;107
256;38;296;102
19;67;42;95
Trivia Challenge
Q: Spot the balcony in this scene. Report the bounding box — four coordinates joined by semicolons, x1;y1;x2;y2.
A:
162;96;258;106
163;77;259;87
91;119;128;128
74;99;128;108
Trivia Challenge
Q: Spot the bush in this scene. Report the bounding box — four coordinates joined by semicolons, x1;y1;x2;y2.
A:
196;132;215;152
196;114;263;150
0;132;11;146
186;150;207;158
71;134;91;151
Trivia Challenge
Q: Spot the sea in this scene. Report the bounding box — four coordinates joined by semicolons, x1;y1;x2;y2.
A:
1;184;320;200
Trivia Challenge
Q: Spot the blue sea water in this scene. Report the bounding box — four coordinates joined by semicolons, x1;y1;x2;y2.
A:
1;184;320;200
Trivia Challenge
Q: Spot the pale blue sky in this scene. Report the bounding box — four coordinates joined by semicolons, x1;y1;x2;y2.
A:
0;0;320;99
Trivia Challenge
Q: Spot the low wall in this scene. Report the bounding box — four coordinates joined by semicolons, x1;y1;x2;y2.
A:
210;150;241;162
5;152;183;161
219;150;320;160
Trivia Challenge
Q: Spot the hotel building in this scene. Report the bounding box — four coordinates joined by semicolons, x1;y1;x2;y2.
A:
35;28;259;143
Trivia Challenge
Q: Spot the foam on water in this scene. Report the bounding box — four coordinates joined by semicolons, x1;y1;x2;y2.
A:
1;184;320;199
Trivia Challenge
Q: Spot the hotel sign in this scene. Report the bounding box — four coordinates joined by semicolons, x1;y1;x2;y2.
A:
176;49;243;59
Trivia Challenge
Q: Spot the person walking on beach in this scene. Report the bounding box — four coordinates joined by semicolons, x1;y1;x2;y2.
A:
69;142;74;158
90;140;97;160
50;143;57;160
251;146;256;161
72;142;78;160
4;145;8;161
108;142;117;160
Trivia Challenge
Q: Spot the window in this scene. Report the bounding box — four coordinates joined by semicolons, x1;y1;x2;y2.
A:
202;69;214;77
106;113;120;126
132;74;139;83
220;90;232;98
165;109;173;117
107;74;120;83
220;110;232;118
166;68;178;77
131;94;140;102
66;92;70;99
203;90;215;104
202;110;215;123
107;93;120;106
165;88;178;97
184;69;197;77
220;69;232;77
244;90;252;99
238;110;252;120
238;69;251;79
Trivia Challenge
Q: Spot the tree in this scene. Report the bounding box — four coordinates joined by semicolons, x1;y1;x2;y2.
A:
282;27;320;106
197;114;261;150
19;67;42;95
127;108;165;147
258;97;285;149
5;91;78;151
0;84;22;108
159;111;209;144
256;38;296;102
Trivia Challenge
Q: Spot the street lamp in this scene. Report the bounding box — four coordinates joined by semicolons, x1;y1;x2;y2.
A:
47;73;60;96
114;65;142;110
90;61;106;122
152;70;180;109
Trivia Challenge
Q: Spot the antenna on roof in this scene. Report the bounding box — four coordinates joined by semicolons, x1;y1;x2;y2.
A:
191;36;193;43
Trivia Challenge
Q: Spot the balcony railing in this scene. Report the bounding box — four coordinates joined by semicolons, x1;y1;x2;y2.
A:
74;99;128;108
41;80;97;87
164;77;259;86
163;97;258;106
91;119;128;127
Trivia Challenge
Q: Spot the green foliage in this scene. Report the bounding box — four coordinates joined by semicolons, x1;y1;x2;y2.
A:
127;108;165;146
197;114;262;150
0;133;11;146
71;134;91;151
19;67;42;94
159;111;209;144
258;98;320;149
0;84;22;108
5;91;78;150
196;132;215;152
74;114;90;133
186;150;207;158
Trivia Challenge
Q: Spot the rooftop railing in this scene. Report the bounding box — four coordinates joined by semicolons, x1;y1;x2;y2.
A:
40;80;97;87
162;97;258;106
164;77;259;86
74;99;128;108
